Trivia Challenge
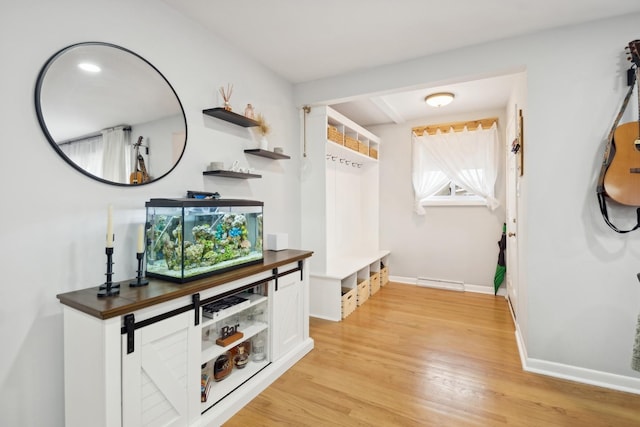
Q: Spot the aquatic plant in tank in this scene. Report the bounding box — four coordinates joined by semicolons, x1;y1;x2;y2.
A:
145;198;263;283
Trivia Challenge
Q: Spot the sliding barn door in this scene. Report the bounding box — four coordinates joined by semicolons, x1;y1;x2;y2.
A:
122;310;199;427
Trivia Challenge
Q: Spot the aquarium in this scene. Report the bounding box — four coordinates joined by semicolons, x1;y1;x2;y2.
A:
145;198;264;283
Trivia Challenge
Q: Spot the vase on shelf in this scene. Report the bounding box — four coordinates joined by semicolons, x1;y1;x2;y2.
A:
244;103;255;119
259;136;269;151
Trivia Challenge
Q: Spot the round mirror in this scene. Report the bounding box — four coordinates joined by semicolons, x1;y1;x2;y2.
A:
35;42;187;186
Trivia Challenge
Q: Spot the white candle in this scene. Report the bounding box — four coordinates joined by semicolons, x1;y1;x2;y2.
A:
137;224;144;253
106;205;114;248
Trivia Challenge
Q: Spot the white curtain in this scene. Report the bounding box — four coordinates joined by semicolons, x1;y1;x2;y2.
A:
412;123;499;213
59;135;104;177
101;127;131;183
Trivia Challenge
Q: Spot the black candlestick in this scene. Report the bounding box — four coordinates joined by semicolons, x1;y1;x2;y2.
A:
98;246;120;297
130;252;149;287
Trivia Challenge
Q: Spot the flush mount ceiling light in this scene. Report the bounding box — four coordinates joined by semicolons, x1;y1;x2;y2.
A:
425;92;454;107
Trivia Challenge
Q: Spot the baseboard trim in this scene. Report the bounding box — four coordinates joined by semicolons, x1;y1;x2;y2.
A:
390;275;506;296
524;355;640;395
514;320;640;395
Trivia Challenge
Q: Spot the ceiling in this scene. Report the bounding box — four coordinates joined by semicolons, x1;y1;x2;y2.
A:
163;0;640;127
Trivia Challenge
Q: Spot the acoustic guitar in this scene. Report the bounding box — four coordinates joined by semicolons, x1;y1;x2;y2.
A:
129;136;150;184
603;40;640;206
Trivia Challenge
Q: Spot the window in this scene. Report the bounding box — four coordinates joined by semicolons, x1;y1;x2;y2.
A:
425;170;486;205
412;123;499;212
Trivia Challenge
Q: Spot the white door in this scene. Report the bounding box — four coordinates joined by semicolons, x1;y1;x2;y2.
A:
505;110;521;319
272;270;303;361
122;310;200;427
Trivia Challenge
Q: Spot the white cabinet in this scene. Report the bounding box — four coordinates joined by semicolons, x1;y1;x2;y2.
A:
122;309;200;427
302;106;389;321
271;263;304;360
57;250;313;427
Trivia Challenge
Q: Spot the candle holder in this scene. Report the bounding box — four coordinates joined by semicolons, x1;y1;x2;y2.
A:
98;246;120;297
129;252;149;287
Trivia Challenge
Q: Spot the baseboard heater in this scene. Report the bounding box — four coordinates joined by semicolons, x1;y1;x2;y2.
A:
416;277;465;292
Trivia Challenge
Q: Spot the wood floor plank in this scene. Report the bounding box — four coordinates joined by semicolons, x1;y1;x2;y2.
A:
225;282;640;426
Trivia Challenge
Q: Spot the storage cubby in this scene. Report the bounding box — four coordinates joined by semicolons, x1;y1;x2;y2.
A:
380;254;390;287
200;288;269;411
304;106;389;321
326;113;380;163
356;267;370;305
341;287;357;319
369;261;381;296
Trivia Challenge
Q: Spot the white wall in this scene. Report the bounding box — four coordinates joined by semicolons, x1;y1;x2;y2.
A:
0;1;301;426
368;108;506;290
296;14;640;390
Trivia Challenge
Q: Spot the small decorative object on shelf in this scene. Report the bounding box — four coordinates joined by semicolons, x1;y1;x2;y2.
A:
98;205;119;297
201;364;213;402
130;224;149;287
244;103;255;119
213;353;233;381
206;161;225;172
219;83;233;111
252;336;266;361
98;246;120;297
233;346;249;369
216;322;244;347
255;113;271;150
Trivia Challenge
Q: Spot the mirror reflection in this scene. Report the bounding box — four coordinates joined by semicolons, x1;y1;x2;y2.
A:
35;42;187;186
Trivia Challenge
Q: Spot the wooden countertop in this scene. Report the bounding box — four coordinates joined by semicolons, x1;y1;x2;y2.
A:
57;249;313;320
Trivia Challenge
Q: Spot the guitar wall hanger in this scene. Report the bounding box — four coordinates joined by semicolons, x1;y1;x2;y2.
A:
627;40;639;86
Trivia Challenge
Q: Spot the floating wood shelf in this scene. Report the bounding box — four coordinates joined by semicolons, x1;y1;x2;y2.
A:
244;149;290;160
203;170;262;179
203;107;260;128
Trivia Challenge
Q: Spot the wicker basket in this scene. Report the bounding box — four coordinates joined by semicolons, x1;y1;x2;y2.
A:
358;141;369;155
380;266;389;286
345;136;359;151
370;272;380;295
369;148;378;159
327;126;344;144
356;278;370;306
341;287;357;319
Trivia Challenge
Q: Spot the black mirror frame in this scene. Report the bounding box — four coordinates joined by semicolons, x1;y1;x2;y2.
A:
34;41;188;187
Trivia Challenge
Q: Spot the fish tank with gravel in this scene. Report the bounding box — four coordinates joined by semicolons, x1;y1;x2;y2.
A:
145;198;263;283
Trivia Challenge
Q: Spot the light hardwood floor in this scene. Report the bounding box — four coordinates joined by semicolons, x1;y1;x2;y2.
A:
225;282;640;426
